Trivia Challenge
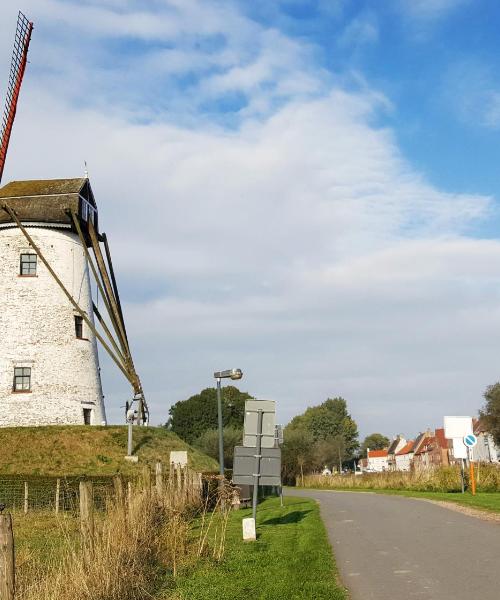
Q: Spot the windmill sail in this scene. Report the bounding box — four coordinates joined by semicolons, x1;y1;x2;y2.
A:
0;11;33;184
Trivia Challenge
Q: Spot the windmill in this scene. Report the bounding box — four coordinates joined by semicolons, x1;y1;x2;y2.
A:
0;12;149;435
0;11;33;185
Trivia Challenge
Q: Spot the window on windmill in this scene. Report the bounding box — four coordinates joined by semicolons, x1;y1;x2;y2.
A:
83;408;92;425
75;315;84;339
13;367;31;392
20;253;37;276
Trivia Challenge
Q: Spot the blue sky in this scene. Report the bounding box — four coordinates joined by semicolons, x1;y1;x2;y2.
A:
1;0;500;439
241;0;500;199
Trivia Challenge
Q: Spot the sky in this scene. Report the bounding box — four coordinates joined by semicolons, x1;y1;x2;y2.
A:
1;0;500;440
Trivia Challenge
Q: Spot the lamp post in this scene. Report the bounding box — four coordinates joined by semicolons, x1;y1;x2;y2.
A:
213;368;243;477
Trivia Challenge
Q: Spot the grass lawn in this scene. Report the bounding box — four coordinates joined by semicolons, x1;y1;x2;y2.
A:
169;497;347;600
12;509;79;589
374;489;500;513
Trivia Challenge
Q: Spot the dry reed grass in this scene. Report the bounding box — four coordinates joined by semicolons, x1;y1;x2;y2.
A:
14;469;230;600
302;464;500;492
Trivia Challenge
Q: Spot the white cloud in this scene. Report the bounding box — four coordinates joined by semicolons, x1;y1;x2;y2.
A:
444;60;500;130
338;13;378;48
399;0;471;20
0;1;498;438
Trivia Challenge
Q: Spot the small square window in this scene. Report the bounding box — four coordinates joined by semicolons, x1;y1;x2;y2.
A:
20;253;37;276
75;315;84;339
13;367;31;392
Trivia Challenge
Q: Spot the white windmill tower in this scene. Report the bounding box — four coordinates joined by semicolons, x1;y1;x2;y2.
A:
0;178;148;427
0;13;148;429
0;179;107;426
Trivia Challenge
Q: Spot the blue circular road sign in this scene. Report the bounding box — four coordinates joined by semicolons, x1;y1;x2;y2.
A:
463;434;477;448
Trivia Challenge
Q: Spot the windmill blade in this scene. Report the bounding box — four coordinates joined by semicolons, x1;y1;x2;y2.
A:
0;11;33;184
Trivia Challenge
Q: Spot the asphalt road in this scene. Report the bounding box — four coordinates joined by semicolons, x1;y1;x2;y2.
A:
285;489;500;600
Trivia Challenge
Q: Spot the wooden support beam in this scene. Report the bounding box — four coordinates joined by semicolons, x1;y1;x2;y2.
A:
70;211;128;357
0;204;134;386
92;302;127;366
102;232;128;344
87;220;132;363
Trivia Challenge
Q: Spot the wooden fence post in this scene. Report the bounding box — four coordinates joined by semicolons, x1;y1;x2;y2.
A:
0;513;15;600
127;481;133;515
168;462;174;505
176;465;182;491
142;466;152;496
155;462;163;497
113;475;125;509
79;481;94;548
55;478;60;514
23;482;28;515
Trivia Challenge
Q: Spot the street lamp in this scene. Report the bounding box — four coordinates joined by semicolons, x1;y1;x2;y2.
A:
213;368;243;476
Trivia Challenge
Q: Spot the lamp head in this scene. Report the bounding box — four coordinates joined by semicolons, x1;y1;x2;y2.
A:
214;368;243;380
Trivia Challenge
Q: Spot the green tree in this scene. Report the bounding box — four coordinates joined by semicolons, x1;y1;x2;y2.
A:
481;383;500;445
287;397;359;457
167;386;253;444
281;428;315;486
194;426;243;469
360;433;390;457
313;435;347;472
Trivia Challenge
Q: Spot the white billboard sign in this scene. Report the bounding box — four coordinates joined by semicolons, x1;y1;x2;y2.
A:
444;416;473;440
452;438;468;459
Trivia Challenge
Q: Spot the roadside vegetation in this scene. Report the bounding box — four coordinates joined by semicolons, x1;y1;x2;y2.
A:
15;472;229;600
169;497;347;600
301;464;500;493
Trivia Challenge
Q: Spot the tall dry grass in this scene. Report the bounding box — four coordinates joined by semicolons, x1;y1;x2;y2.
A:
15;470;231;600
301;464;500;493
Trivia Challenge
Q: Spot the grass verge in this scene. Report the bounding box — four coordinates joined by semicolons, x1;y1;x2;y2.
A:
168;497;347;600
374;489;500;513
293;485;500;514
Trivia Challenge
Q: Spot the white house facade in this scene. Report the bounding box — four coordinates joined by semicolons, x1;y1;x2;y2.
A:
367;449;389;472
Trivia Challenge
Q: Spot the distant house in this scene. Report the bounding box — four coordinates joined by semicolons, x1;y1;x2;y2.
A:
367;448;389;472
433;428;451;467
387;436;407;470
395;440;415;471
409;430;432;470
471;419;499;463
413;428;450;469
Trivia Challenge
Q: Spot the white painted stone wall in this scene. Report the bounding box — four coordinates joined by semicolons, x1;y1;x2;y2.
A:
0;226;107;426
395;452;413;471
367;454;389;472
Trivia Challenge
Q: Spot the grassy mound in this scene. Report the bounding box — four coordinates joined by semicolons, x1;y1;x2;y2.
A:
0;425;217;476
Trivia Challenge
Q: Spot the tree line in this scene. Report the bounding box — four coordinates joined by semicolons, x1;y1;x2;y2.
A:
165;381;500;484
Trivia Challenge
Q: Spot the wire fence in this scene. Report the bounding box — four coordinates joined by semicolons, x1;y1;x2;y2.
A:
0;463;210;514
0;475;116;512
